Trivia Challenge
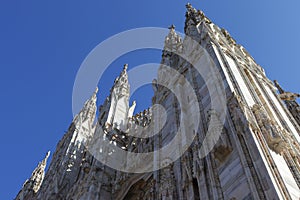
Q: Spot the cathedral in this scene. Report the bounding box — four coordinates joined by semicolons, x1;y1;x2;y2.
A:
16;4;300;200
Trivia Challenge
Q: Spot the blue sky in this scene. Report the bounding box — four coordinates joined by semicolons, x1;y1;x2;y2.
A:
1;1;300;199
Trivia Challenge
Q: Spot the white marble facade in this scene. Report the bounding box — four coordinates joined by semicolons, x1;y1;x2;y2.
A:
16;3;300;200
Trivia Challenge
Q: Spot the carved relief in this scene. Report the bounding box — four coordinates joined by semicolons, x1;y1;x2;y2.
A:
221;28;236;45
207;109;232;163
252;104;286;154
228;92;256;134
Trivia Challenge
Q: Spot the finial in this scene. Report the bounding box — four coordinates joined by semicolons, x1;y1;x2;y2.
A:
186;3;192;9
94;87;99;94
46;151;50;158
168;24;176;30
42;151;50;165
123;64;128;71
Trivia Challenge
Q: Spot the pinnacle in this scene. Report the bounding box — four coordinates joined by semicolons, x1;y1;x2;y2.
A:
167;24;177;36
91;87;98;100
45;151;50;159
94;87;99;94
185;3;204;13
185;2;206;24
113;64;129;89
42;151;50;165
119;64;128;78
163;24;183;54
186;2;192;9
89;86;98;101
123;64;128;71
168;24;176;30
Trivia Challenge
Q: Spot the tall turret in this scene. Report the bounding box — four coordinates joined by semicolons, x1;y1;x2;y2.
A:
99;64;135;131
73;86;98;128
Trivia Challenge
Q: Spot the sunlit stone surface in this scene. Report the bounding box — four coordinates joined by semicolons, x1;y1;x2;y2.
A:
16;4;300;200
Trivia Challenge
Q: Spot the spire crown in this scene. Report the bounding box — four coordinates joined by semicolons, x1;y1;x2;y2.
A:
84;87;98;107
186;3;192;9
123;64;128;71
111;64;130;99
42;151;50;164
184;3;210;33
163;24;183;54
94;87;99;95
168;24;176;30
185;3;202;22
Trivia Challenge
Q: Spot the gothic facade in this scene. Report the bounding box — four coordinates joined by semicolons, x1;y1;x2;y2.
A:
16;4;300;200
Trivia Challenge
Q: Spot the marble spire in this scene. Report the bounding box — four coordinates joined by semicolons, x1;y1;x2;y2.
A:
24;151;50;193
98;64;131;131
74;86;98;124
29;151;50;193
112;64;130;99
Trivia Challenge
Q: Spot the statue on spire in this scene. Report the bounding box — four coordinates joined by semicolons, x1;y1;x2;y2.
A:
168;24;176;30
163;24;183;56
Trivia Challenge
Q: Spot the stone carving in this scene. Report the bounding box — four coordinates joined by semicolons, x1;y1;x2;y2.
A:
252;104;286;154
185;3;202;24
163;25;183;56
185;3;210;24
274;80;300;127
130;108;152;127
221;28;236;45
279;92;300;101
274;80;300;101
228;92;256;133
206;109;232;163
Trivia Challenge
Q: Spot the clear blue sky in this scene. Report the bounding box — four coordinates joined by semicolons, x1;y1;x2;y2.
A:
1;1;299;199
